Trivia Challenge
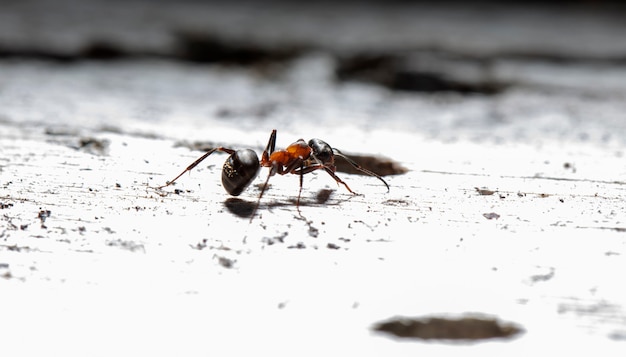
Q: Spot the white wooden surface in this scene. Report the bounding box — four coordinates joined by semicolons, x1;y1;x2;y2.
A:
2;111;626;356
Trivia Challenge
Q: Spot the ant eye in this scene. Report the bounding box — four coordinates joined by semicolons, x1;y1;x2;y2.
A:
308;138;333;164
222;149;260;196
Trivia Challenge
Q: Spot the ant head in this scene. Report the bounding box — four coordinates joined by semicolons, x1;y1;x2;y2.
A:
222;149;260;196
308;138;334;165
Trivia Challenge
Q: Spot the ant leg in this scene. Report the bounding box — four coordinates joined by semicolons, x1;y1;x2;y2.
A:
322;167;356;194
249;162;279;222
276;157;307;212
158;147;235;189
332;149;390;191
261;129;277;162
296;161;304;215
250;157;304;221
295;164;356;194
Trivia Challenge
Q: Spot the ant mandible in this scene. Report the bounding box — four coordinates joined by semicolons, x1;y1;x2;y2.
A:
158;129;389;217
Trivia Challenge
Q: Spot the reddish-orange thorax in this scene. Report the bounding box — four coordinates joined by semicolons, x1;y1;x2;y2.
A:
269;139;311;164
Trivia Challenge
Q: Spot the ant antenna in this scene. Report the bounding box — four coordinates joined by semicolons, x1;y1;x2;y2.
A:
332;149;390;192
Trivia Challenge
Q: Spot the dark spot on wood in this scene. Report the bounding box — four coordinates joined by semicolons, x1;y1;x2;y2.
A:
373;315;523;341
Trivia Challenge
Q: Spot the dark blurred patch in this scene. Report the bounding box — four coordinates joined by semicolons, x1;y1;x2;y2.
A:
334;153;407;177
105;239;145;253
173;140;218;152
80;41;127;60
336;52;505;94
0;42;131;62
224;197;256;218
76;137;110;156
373;315;523;341
175;32;303;65
316;188;333;204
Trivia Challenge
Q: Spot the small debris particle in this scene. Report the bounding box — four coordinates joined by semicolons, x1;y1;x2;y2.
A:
105;239;144;252
483;212;500;220
0;202;13;209
216;256;235;269
38;210;51;221
38;209;51;228
77;137;110;155
475;187;495;196
263;232;287;245
191;239;208;250
115;183;122;188
288;242;306;249
383;199;411;206
530;267;555;283
327;243;340;249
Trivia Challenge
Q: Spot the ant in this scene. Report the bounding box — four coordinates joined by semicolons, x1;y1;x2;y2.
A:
158;129;389;218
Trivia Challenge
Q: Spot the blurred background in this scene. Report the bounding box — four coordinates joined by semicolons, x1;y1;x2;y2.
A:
2;0;626;156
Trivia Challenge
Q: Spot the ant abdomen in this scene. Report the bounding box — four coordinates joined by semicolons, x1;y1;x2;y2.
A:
222;149;260;196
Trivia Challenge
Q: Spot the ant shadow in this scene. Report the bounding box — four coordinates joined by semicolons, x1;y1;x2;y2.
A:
223;188;348;219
